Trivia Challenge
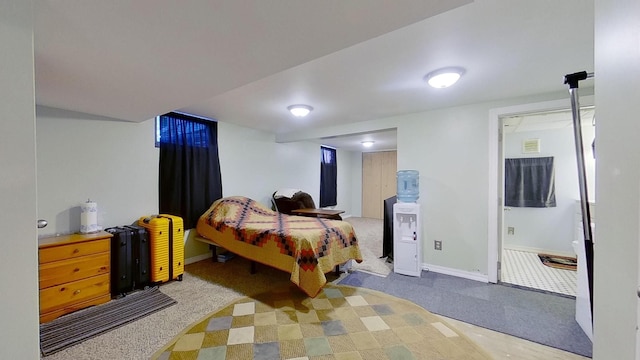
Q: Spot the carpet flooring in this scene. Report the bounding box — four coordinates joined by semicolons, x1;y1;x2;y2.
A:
339;270;593;358
40;258;589;359
152;284;493;360
40;286;176;356
343;217;393;276
40;257;345;360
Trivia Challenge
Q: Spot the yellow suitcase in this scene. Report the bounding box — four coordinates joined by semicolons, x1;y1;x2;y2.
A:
138;214;184;283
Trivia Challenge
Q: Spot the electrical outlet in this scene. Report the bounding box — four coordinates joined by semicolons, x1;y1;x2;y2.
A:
434;240;442;250
508;227;515;235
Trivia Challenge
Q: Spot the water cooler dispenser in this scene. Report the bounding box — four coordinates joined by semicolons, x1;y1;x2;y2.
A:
393;170;422;277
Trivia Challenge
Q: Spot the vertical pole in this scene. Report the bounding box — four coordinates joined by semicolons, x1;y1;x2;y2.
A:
565;71;595;322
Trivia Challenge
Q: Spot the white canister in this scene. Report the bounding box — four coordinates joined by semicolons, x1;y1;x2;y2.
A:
80;200;98;234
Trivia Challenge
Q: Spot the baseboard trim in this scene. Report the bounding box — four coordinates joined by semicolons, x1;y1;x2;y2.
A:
186;253;211;265
422;263;489;283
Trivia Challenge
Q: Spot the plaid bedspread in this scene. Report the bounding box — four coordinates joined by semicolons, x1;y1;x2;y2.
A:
196;196;363;297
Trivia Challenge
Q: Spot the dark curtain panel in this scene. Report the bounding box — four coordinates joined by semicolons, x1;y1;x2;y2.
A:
505;156;556;208
158;112;223;229
320;146;337;207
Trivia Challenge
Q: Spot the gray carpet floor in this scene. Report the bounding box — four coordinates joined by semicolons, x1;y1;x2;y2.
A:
339;270;593;358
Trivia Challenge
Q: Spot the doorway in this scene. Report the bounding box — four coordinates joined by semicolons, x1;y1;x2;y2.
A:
496;105;595;296
487;97;595;285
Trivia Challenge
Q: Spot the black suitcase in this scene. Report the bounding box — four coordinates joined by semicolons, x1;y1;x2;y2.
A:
124;224;151;290
105;227;134;297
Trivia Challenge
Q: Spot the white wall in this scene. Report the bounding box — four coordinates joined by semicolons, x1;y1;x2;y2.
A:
218;121;301;206
36;107;159;236
593;0;640;358
503;124;596;255
397;103;492;274
335;148;358;217
348;151;364;217
0;1;40;358
217;121;355;214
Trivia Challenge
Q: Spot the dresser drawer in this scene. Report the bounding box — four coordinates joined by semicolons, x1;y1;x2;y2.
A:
39;294;111;324
39;252;110;289
39;238;110;264
39;273;110;314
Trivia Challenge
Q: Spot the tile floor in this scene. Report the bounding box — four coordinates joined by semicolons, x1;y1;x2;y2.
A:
501;248;577;297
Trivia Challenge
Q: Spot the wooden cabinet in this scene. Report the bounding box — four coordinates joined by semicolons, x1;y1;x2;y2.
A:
38;231;112;323
362;151;397;219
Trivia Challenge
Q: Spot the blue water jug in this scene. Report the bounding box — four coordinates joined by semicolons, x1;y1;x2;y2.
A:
397;170;419;202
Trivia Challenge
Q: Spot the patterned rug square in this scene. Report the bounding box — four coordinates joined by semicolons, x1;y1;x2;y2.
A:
152;284;493;360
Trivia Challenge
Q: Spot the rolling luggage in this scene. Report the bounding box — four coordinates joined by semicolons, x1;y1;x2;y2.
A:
123;224;151;290
105;227;134;297
138;214;184;284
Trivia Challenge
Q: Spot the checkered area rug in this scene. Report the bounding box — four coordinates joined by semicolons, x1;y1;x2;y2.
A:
152;285;492;360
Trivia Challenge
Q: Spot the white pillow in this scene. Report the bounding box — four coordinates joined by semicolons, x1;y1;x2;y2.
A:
274;188;301;199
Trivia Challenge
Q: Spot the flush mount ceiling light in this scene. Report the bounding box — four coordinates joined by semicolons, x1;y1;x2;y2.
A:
287;104;313;117
424;67;465;88
361;141;375;148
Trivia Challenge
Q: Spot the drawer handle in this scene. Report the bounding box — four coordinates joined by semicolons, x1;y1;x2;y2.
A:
73;268;80;272
73;248;80;254
73;290;81;295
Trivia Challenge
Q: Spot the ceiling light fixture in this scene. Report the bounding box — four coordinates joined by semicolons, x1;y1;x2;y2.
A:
287;104;313;117
424;67;465;88
361;141;375;148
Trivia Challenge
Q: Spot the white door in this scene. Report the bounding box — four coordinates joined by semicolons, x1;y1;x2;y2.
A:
1;3;40;357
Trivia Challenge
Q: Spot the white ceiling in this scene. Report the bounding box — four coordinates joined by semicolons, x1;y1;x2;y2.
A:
34;0;595;152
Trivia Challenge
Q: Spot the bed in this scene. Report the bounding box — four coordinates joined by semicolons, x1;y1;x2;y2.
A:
196;196;363;297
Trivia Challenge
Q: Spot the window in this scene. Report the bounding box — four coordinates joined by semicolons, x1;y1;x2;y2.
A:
504;156;556;208
320;146;337;207
156;112;211;147
157;112;223;229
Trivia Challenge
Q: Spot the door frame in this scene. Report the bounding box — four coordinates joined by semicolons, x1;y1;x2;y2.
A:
487;96;594;283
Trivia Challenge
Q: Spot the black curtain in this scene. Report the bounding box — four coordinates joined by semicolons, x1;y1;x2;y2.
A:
505;156;556;208
158;112;223;229
320;146;337;207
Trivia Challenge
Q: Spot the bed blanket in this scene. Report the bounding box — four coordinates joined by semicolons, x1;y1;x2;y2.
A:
196;196;362;297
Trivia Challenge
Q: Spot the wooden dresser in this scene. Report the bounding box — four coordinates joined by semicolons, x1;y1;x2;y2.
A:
38;231;112;323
